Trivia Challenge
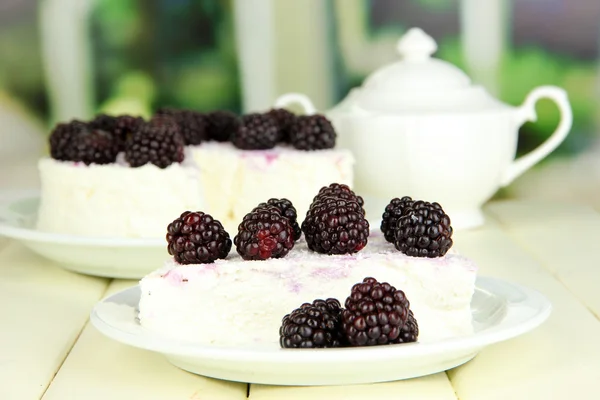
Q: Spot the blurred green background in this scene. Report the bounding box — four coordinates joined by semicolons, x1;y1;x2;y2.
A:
1;0;599;205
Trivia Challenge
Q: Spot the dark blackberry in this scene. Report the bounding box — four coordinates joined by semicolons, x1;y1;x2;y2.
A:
289;114;336;150
280;298;344;348
253;198;301;241
394;200;453;258
125;117;185;168
266;108;296;142
314;183;365;214
205;110;240;142
234;205;295;260
90;114;144;150
155;108;207;145
396;310;419;344
231;113;279;150
380;196;415;243
342;277;411;346
166;211;232;264
301;195;370;255
49;120;119;165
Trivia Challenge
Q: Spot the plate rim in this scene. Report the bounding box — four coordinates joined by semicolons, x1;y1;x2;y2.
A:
90;276;552;363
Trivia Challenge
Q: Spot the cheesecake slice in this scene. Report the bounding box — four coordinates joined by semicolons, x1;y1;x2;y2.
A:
138;231;477;346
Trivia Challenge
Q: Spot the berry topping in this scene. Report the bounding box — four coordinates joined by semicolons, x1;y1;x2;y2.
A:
254;198;302;241
49;120;119;165
266;108;296;142
313;183;365;214
155;108;207;145
166;211;232;264
125;116;185;168
341;277;413;346
397;310;419;344
231;113;279;150
302;193;370;255
280;298;344;348
394;200;453;258
234;205;295;260
205;110;240;142
90;114;144;150
289;114;336;150
380;196;415;243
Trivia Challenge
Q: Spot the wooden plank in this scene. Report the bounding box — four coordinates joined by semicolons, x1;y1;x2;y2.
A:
249;373;457;399
446;212;600;399
0;242;108;400
486;200;600;318
42;280;248;400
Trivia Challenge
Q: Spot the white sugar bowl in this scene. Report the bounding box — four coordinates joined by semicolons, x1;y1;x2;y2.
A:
276;28;572;230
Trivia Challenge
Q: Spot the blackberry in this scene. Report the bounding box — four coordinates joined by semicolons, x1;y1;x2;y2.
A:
314;183;365;214
231;113;279;150
394;200;453;258
206;110;240;142
342;277;411;346
302;195;370;255
289;114;336;150
266;108;296;142
396;310;419;344
234;205;295;260
253;198;302;241
49;120;119;165
90;114;144;150
280;298;344;348
125;117;185;168
380;196;415;243
155;108;207;145
166;211;232;264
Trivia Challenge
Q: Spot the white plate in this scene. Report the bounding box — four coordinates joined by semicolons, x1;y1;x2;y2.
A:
0;192;166;279
90;276;551;386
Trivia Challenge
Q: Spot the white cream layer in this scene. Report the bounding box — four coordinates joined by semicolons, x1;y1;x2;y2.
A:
189;142;354;233
37;143;354;238
138;232;477;346
36;155;203;238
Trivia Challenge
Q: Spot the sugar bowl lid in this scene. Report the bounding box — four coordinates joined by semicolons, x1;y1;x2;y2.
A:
354;28;505;113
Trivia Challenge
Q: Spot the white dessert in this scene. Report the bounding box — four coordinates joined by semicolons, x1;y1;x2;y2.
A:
37;143;354;238
36;154;203;238
190;142;354;232
138;231;477;346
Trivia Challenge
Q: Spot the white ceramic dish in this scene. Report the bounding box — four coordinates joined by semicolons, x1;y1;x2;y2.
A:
90;276;551;386
0;192;166;279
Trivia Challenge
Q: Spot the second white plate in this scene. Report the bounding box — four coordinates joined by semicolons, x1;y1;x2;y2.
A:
90;276;552;386
0;192;167;279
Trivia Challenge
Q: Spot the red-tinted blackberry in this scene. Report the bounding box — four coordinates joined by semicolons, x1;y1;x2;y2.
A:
90;114;144;150
166;211;231;264
314;183;365;214
125;117;185;168
205;110;240;142
342;277;411;346
302;195;370;255
396;310;419;344
155;108;207;145
280;298;344;348
394;200;453;258
49;120;119;165
380;196;415;243
253;198;302;241
266;108;296;142
234;206;295;260
289;114;336;150
231;113;279;150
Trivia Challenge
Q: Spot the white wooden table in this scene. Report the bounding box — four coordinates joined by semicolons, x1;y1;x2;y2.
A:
2;198;600;399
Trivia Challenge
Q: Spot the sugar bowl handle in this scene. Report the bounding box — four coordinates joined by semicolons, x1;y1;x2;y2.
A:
274;93;317;115
501;86;573;187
